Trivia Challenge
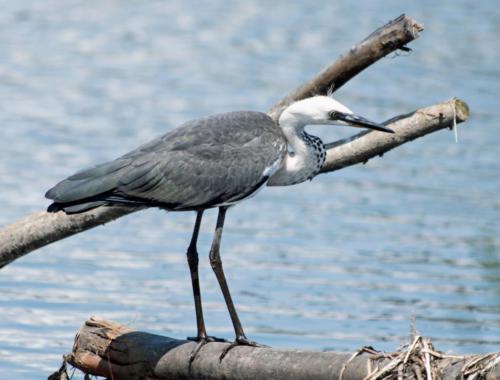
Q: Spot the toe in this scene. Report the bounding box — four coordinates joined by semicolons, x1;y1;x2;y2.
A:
189;339;208;366
236;336;269;348
206;335;229;343
219;337;268;361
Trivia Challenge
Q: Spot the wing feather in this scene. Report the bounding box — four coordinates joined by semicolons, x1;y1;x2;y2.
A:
46;111;286;212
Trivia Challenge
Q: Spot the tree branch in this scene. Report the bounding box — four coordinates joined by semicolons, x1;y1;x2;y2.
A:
267;14;423;121
0;14;434;269
0;98;469;269
56;316;499;380
321;97;469;173
0;206;140;268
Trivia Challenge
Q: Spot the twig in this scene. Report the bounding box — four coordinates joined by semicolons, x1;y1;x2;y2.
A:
339;346;380;380
403;335;421;364
422;338;433;380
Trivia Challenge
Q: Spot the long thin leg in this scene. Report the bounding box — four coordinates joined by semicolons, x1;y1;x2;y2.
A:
209;207;267;359
186;210;207;340
186;211;226;366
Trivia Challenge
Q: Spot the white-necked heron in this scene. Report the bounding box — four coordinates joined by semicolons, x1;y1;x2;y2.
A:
46;95;394;360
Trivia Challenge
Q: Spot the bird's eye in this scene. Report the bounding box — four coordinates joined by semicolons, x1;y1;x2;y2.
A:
329;111;338;120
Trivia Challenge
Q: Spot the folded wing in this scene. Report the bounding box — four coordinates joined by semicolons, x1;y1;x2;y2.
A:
46;111;286;213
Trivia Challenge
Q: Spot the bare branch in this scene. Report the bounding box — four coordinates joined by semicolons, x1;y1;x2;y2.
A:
0;14;432;269
268;14;423;121
0;206;139;268
321;98;469;173
0;98;468;269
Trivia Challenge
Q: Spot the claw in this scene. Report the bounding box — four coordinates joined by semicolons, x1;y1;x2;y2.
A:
189;338;208;366
219;336;269;361
187;335;229;368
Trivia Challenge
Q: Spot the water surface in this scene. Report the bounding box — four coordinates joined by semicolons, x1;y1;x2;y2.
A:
0;1;499;378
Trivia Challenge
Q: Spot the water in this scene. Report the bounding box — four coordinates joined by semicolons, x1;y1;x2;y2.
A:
0;1;499;378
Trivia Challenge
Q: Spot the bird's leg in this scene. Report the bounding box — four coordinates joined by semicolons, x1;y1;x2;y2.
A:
186;210;207;341
209;207;268;361
186;210;226;365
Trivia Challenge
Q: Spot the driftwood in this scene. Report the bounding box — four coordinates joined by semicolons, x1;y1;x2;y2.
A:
53;317;500;380
0;14;430;269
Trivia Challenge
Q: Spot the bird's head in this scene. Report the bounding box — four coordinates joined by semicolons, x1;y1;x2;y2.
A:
278;95;394;133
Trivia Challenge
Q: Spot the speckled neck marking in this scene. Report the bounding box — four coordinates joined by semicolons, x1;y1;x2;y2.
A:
301;131;326;180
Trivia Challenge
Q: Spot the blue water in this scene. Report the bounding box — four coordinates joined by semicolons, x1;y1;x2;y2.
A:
0;1;499;378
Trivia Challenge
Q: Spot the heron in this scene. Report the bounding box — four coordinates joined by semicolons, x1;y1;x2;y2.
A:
45;95;394;360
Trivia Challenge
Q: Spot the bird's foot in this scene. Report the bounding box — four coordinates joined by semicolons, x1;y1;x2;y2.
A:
187;335;228;343
219;336;269;361
187;335;228;367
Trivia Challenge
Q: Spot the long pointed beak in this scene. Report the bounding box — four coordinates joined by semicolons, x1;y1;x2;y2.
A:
332;112;395;133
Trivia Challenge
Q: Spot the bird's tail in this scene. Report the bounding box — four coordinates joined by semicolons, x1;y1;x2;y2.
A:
47;198;109;214
45;159;130;214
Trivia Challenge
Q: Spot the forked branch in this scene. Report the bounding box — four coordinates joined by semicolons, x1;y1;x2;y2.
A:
0;15;460;271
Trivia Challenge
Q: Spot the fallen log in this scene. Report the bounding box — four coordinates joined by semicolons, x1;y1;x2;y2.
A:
53;317;499;380
0;14;427;269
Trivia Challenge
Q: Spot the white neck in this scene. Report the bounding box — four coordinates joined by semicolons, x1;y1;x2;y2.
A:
268;119;325;187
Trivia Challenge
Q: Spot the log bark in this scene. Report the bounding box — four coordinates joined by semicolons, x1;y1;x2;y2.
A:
60;317;500;380
0;14;445;270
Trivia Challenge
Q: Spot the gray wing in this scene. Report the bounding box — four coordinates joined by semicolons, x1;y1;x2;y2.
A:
46;111;286;213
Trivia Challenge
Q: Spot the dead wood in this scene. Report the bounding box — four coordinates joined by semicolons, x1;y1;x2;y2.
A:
56;317;499;380
0;97;469;269
0;14;435;268
321;97;469;173
268;14;423;121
